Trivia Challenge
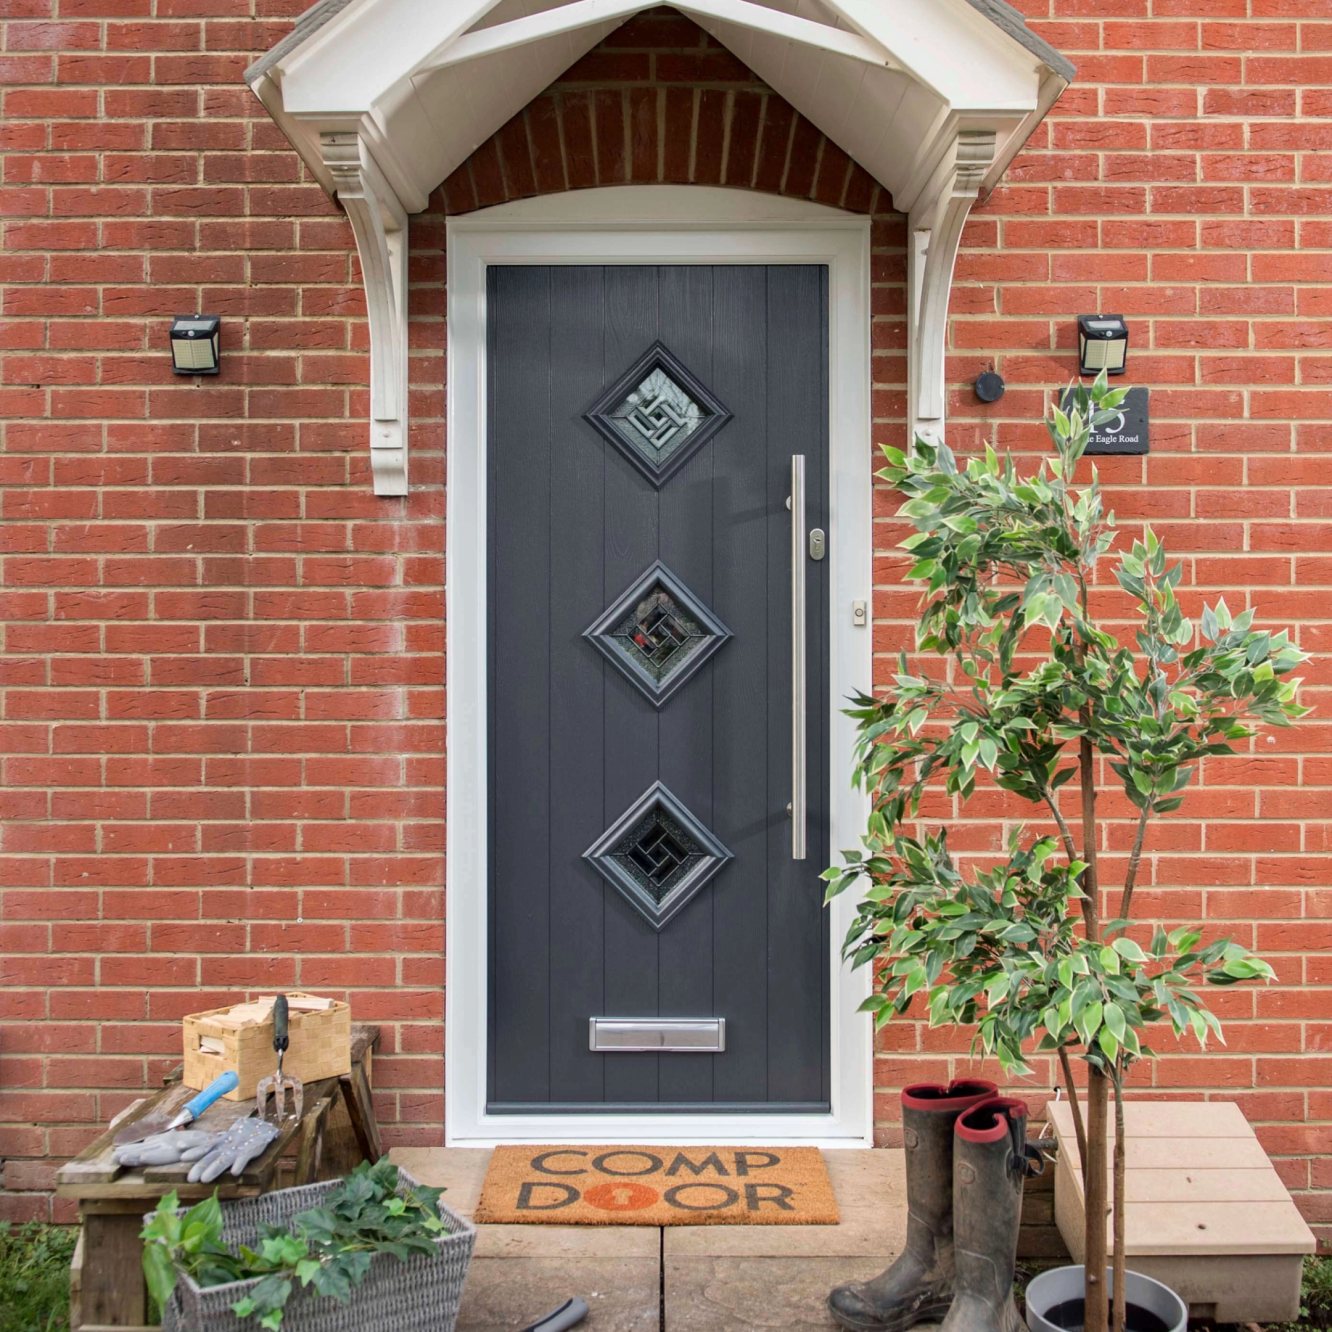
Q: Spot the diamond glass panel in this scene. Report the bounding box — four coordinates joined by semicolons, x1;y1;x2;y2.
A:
585;562;731;707
614;807;705;905
585;342;732;486
607;368;706;469
585;782;732;930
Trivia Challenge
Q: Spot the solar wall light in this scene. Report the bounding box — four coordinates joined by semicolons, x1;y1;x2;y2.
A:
1078;314;1128;376
169;315;221;375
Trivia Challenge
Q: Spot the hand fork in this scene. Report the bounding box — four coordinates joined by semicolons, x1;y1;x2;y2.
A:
256;994;304;1123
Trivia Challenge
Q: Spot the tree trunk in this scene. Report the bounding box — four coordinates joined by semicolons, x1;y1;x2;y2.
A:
1076;713;1108;1332
1083;1066;1110;1332
1076;670;1109;1332
1077;731;1100;937
1058;1045;1089;1186
1112;1074;1127;1332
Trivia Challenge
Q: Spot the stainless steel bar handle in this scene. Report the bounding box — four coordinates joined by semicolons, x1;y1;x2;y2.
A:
790;453;807;861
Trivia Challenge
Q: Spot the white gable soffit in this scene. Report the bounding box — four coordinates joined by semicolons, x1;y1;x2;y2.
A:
246;0;1073;494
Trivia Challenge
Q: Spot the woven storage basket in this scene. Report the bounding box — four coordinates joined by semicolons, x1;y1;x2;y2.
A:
183;994;352;1101
160;1167;475;1332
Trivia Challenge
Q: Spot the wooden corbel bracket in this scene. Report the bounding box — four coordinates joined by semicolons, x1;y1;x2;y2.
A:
908;129;998;445
320;131;410;496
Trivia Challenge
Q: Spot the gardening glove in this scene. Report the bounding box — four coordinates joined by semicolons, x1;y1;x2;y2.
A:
187;1118;281;1184
113;1130;220;1168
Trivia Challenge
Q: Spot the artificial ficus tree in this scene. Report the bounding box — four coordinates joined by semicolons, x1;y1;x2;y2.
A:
825;373;1307;1332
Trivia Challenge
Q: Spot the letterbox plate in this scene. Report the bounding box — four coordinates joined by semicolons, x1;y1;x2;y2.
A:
589;1017;726;1053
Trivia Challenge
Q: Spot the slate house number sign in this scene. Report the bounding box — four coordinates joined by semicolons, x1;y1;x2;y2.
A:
1060;386;1149;456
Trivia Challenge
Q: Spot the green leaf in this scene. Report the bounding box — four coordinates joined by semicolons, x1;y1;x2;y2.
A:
1104;1003;1127;1042
1112;937;1148;964
142;1240;179;1313
1075;1000;1103;1046
310;1261;352;1303
1190;1010;1208;1046
249;1273;294;1312
183;1193;224;1241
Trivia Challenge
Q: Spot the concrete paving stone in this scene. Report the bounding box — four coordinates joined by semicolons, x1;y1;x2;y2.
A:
474;1223;661;1259
823;1149;904;1207
665;1256;894;1331
662;1208;904;1259
459;1256;660;1332
392;1146;490;1217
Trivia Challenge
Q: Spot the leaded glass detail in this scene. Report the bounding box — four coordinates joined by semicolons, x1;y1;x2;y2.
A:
585;342;732;486
609;368;706;461
615;807;704;905
585;781;732;929
585;562;731;707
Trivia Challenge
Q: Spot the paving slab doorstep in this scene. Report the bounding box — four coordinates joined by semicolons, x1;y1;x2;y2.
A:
394;1145;489;1213
390;1146;911;1331
460;1256;660;1332
665;1257;931;1332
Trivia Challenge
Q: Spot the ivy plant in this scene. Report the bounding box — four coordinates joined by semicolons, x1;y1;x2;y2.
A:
141;1158;452;1331
825;372;1307;1332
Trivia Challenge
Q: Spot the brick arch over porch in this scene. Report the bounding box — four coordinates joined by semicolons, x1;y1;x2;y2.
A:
438;6;889;217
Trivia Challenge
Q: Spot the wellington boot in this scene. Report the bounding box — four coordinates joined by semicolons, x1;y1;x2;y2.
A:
938;1097;1042;1332
828;1080;997;1332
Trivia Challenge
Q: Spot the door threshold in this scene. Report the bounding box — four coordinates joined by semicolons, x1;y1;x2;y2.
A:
486;1101;832;1115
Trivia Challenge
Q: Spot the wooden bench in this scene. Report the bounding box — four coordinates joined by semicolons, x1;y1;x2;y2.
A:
59;1023;381;1332
1048;1099;1315;1325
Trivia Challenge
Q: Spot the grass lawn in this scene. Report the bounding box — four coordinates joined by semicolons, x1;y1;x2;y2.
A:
0;1222;77;1332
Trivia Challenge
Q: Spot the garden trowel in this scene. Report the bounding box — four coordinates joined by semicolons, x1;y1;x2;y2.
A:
112;1070;239;1146
256;993;304;1123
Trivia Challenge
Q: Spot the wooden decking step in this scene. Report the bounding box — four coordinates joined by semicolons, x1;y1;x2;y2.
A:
1048;1099;1315;1326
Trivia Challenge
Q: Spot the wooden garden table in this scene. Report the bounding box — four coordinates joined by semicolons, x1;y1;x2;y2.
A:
57;1023;381;1332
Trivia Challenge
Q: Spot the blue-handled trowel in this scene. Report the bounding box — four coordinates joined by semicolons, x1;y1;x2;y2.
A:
112;1070;239;1146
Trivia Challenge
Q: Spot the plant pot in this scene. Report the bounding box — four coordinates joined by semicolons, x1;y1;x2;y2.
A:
159;1167;476;1332
1025;1264;1187;1332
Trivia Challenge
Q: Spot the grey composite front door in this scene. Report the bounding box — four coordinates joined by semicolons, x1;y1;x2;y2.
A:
487;264;830;1114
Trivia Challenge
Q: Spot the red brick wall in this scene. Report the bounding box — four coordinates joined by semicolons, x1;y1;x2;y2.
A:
935;0;1332;1250
437;8;881;214
1;0;1330;1246
0;0;455;1220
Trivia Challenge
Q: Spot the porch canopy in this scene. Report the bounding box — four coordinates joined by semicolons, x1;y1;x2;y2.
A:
246;0;1073;494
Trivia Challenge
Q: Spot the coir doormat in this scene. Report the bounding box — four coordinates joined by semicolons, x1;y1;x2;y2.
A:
475;1145;839;1226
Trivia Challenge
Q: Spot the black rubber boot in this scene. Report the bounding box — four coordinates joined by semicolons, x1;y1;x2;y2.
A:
938;1097;1042;1332
828;1079;997;1332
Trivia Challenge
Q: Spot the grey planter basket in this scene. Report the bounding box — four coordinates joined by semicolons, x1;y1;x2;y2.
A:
159;1167;476;1332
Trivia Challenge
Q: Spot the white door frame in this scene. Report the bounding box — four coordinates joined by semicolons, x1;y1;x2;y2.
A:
445;185;873;1148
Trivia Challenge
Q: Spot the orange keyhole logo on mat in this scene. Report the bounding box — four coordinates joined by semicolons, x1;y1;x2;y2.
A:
584;1182;659;1211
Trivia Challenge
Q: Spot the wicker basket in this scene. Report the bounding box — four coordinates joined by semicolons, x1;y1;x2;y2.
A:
160;1168;475;1332
183;994;352;1101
